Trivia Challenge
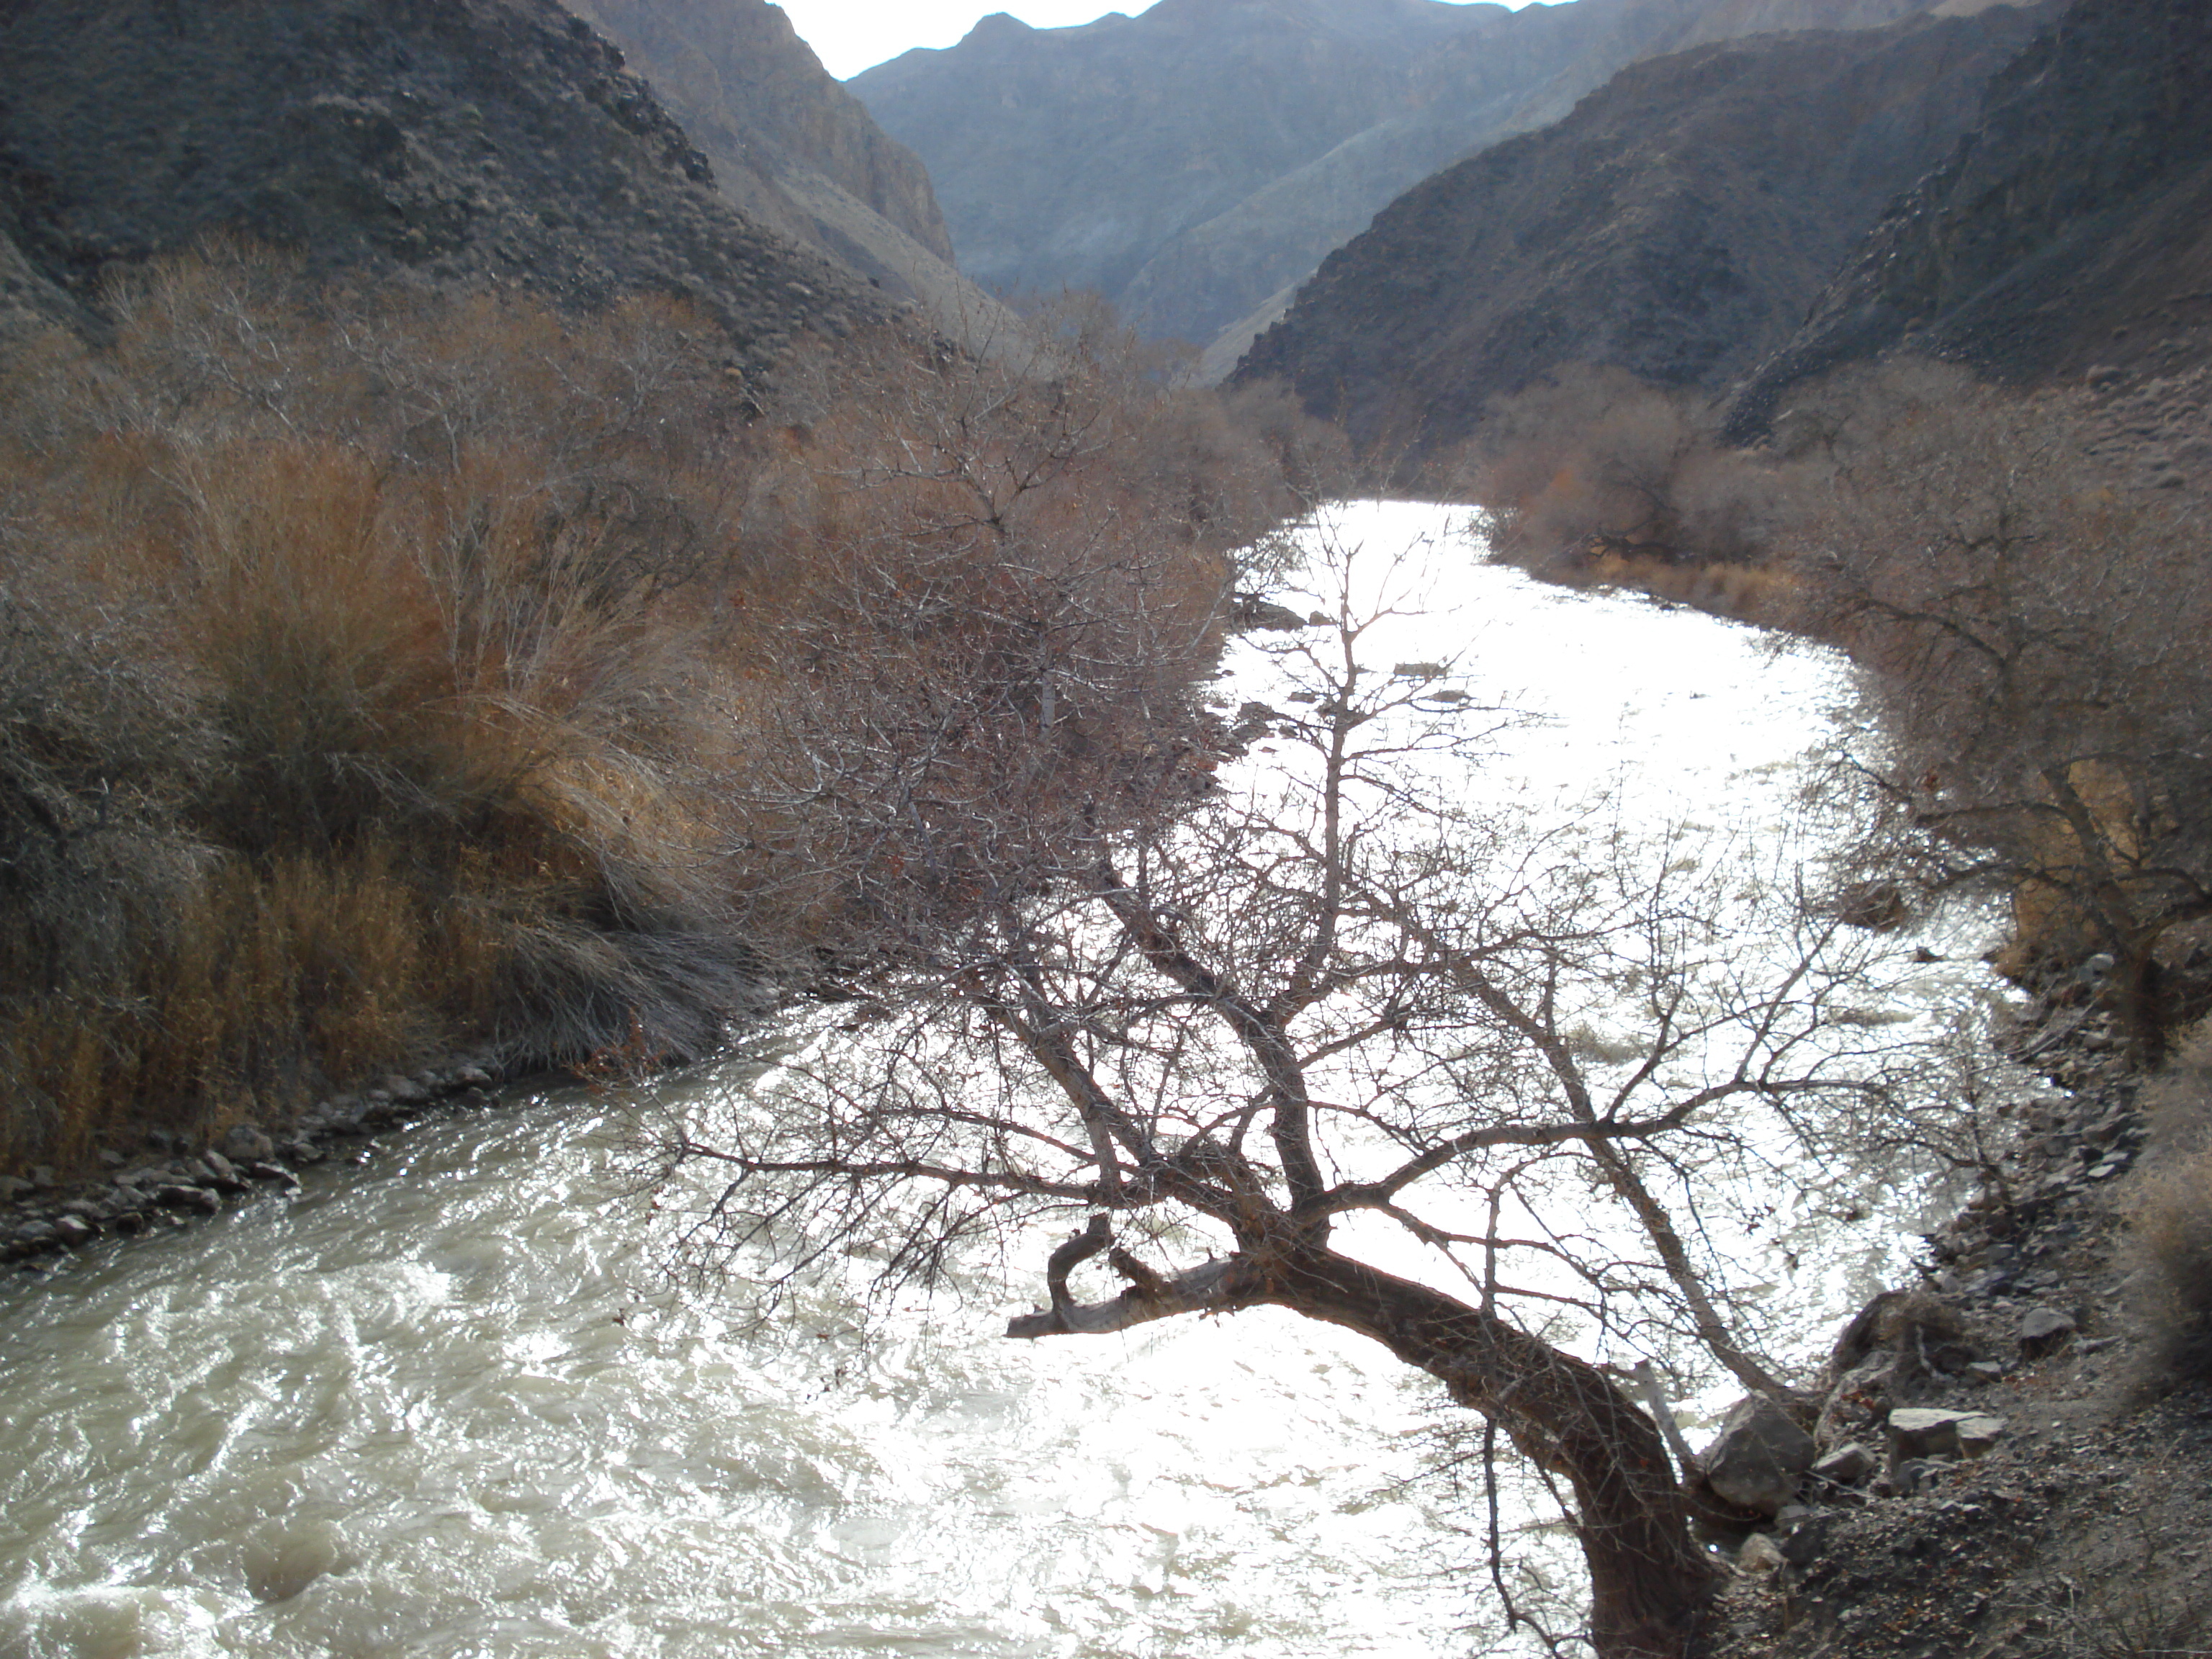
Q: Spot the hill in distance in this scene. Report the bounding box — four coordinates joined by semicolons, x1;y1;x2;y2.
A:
1232;2;2049;455
849;0;1994;366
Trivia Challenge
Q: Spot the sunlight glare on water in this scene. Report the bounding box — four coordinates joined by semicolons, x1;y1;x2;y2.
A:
0;503;2010;1659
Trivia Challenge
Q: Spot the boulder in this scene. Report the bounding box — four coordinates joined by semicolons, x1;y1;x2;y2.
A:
2020;1307;2077;1358
1735;1532;1787;1575
153;1184;221;1216
217;1124;276;1164
1812;1442;1878;1485
1228;595;1310;633
1699;1395;1818;1516
1887;1408;2008;1462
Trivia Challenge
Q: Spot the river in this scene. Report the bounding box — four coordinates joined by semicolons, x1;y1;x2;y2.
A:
0;503;2016;1658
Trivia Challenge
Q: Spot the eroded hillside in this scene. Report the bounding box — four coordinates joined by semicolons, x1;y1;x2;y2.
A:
1231;5;2046;454
0;0;886;370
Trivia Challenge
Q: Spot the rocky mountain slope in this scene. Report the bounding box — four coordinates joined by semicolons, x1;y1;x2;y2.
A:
1725;0;2212;437
559;0;1010;334
0;0;887;371
1231;5;2046;454
853;0;1493;329
849;0;1985;361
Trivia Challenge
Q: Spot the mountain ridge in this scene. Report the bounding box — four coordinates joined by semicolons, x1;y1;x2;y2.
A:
850;0;1988;358
1724;0;2212;434
1230;5;2049;456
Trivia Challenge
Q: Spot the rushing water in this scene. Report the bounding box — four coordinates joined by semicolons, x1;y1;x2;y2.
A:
0;505;2015;1659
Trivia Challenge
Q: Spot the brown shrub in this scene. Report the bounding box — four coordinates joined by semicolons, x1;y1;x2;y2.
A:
0;251;1277;1174
0;253;773;1166
1542;548;1804;626
1436;365;1788;577
1780;361;2212;1060
2122;1020;2212;1385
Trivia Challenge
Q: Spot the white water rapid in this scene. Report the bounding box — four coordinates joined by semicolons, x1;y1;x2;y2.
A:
0;504;2015;1659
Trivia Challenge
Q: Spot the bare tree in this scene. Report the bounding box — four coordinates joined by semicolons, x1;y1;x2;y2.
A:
1783;362;2212;1064
653;518;1929;1657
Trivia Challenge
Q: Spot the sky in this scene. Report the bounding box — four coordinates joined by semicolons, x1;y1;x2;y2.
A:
778;0;1540;81
779;0;1159;78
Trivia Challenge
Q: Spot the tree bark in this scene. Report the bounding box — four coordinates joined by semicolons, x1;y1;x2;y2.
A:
1011;1244;1718;1659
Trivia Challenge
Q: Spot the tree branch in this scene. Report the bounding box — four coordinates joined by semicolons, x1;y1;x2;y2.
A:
1007;1254;1245;1337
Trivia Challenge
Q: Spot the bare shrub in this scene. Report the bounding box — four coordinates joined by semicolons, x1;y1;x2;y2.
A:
0;577;219;1165
0;248;1290;1171
1780;360;2212;1061
2122;1019;2212;1385
0;251;774;1161
1439;365;1786;586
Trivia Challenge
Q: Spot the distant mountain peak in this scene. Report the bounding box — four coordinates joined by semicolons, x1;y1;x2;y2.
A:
848;0;2003;357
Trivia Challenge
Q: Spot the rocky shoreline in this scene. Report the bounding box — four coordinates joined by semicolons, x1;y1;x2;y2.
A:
1696;998;2212;1659
1;1053;521;1275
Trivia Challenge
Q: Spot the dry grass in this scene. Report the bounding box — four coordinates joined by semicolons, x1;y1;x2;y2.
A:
0;253;768;1168
1539;548;1805;626
2121;1020;2212;1386
0;248;1275;1176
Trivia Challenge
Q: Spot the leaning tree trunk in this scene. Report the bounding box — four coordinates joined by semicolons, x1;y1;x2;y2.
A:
1262;1248;1718;1659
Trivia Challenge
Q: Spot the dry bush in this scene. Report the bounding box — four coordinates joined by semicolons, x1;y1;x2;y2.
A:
1779;360;2212;1058
0;249;777;1166
718;323;1241;953
1537;547;1804;624
1437;365;1786;580
2121;1020;2212;1385
0;250;1283;1174
0;577;220;1166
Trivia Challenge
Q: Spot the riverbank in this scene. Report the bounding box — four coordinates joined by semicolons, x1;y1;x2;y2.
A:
1696;1000;2212;1659
0;1048;531;1272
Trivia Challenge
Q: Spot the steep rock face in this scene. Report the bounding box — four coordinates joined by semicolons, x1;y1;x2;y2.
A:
559;0;1017;342
1231;8;2046;455
562;0;953;267
851;0;1972;355
1726;0;2212;435
0;0;885;368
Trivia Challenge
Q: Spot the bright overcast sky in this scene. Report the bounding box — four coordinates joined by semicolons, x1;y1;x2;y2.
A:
780;0;1539;81
778;0;1152;78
